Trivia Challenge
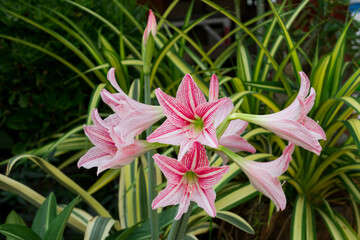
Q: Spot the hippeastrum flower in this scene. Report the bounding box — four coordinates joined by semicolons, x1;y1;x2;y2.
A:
209;75;255;163
143;9;157;46
220;143;295;211
231;72;326;155
78;109;162;174
147;74;227;160
101;68;164;145
152;142;229;219
240;143;294;211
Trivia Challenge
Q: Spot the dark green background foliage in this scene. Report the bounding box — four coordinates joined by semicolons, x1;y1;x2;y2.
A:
0;0;143;158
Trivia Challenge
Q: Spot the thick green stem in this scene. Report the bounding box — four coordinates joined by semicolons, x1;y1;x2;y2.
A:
168;202;195;240
216;115;232;140
144;73;159;239
229;112;258;123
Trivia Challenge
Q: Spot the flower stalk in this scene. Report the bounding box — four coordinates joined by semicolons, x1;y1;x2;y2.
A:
167;202;196;240
143;10;158;240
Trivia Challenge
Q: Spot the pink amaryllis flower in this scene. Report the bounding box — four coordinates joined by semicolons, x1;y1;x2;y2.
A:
101;68;164;145
209;75;256;163
147;74;227;160
78;109;162;174
233;72;326;155
152;142;229;219
143;9;157;46
235;143;295;211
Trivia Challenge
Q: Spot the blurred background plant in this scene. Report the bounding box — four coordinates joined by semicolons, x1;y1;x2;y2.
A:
0;0;359;239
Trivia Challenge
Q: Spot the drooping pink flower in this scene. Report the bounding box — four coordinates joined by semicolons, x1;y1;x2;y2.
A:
143;9;157;46
101;68;164;145
147;74;227;160
152;142;229;219
78;109;161;174
236;143;295;211
209;75;255;163
236;72;326;155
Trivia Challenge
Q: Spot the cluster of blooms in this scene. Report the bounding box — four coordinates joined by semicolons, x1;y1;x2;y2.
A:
78;9;326;220
78;67;326;218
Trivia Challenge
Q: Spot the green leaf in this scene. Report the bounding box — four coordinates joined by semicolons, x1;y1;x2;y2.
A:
5;211;27;227
343;119;360;152
267;0;303;83
339;173;360;203
184;234;198;240
337;96;360;114
64;0;141;59
86;83;107;126
317;208;345;240
87;169;120;195
43;196;80;240
6;155;113;220
334;212;359;239
290;195;306;240
103;49;128;93
31;193;57;239
0;174;88;233
84;216;116;240
105;221;143;240
0;224;41;240
305;201;316;240
216;211;254;234
0;35;95;88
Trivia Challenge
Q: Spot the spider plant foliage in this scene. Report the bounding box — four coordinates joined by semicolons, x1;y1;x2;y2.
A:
0;0;359;239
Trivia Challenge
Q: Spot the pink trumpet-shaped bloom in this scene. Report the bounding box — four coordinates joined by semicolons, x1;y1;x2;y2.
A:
78;109;158;174
147;74;227;160
143;10;157;46
152;142;229;219
238;143;295;211
101;68;164;145
209;75;255;163
243;72;326;155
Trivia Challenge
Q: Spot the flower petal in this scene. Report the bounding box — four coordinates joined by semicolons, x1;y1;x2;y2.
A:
77;147;112;169
298;71;310;99
209;74;219;102
143;9;157;45
155;88;195;127
195;165;229;189
147;120;186;145
176;74;207;113
107;68;124;93
197;123;218;149
239;143;294;211
222;119;248;136
178;139;194;163
97;140;154;174
84;124;116;155
302;116;326;140
196;98;227;128
181;142;209;170
219;135;256;153
153;153;187;184
191;184;216;217
214;98;234;128
152;182;185;209
175;192;191;220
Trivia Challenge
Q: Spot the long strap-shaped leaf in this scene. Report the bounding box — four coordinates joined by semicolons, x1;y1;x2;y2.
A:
0;35;95;88
64;0;141;59
84;216;116;240
0;174;89;232
6;155;113;221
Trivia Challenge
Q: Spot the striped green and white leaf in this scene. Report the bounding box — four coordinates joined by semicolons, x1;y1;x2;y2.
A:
216;211;254;234
84;216;116;240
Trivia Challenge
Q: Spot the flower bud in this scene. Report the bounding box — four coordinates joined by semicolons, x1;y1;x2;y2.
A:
143;10;157;46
